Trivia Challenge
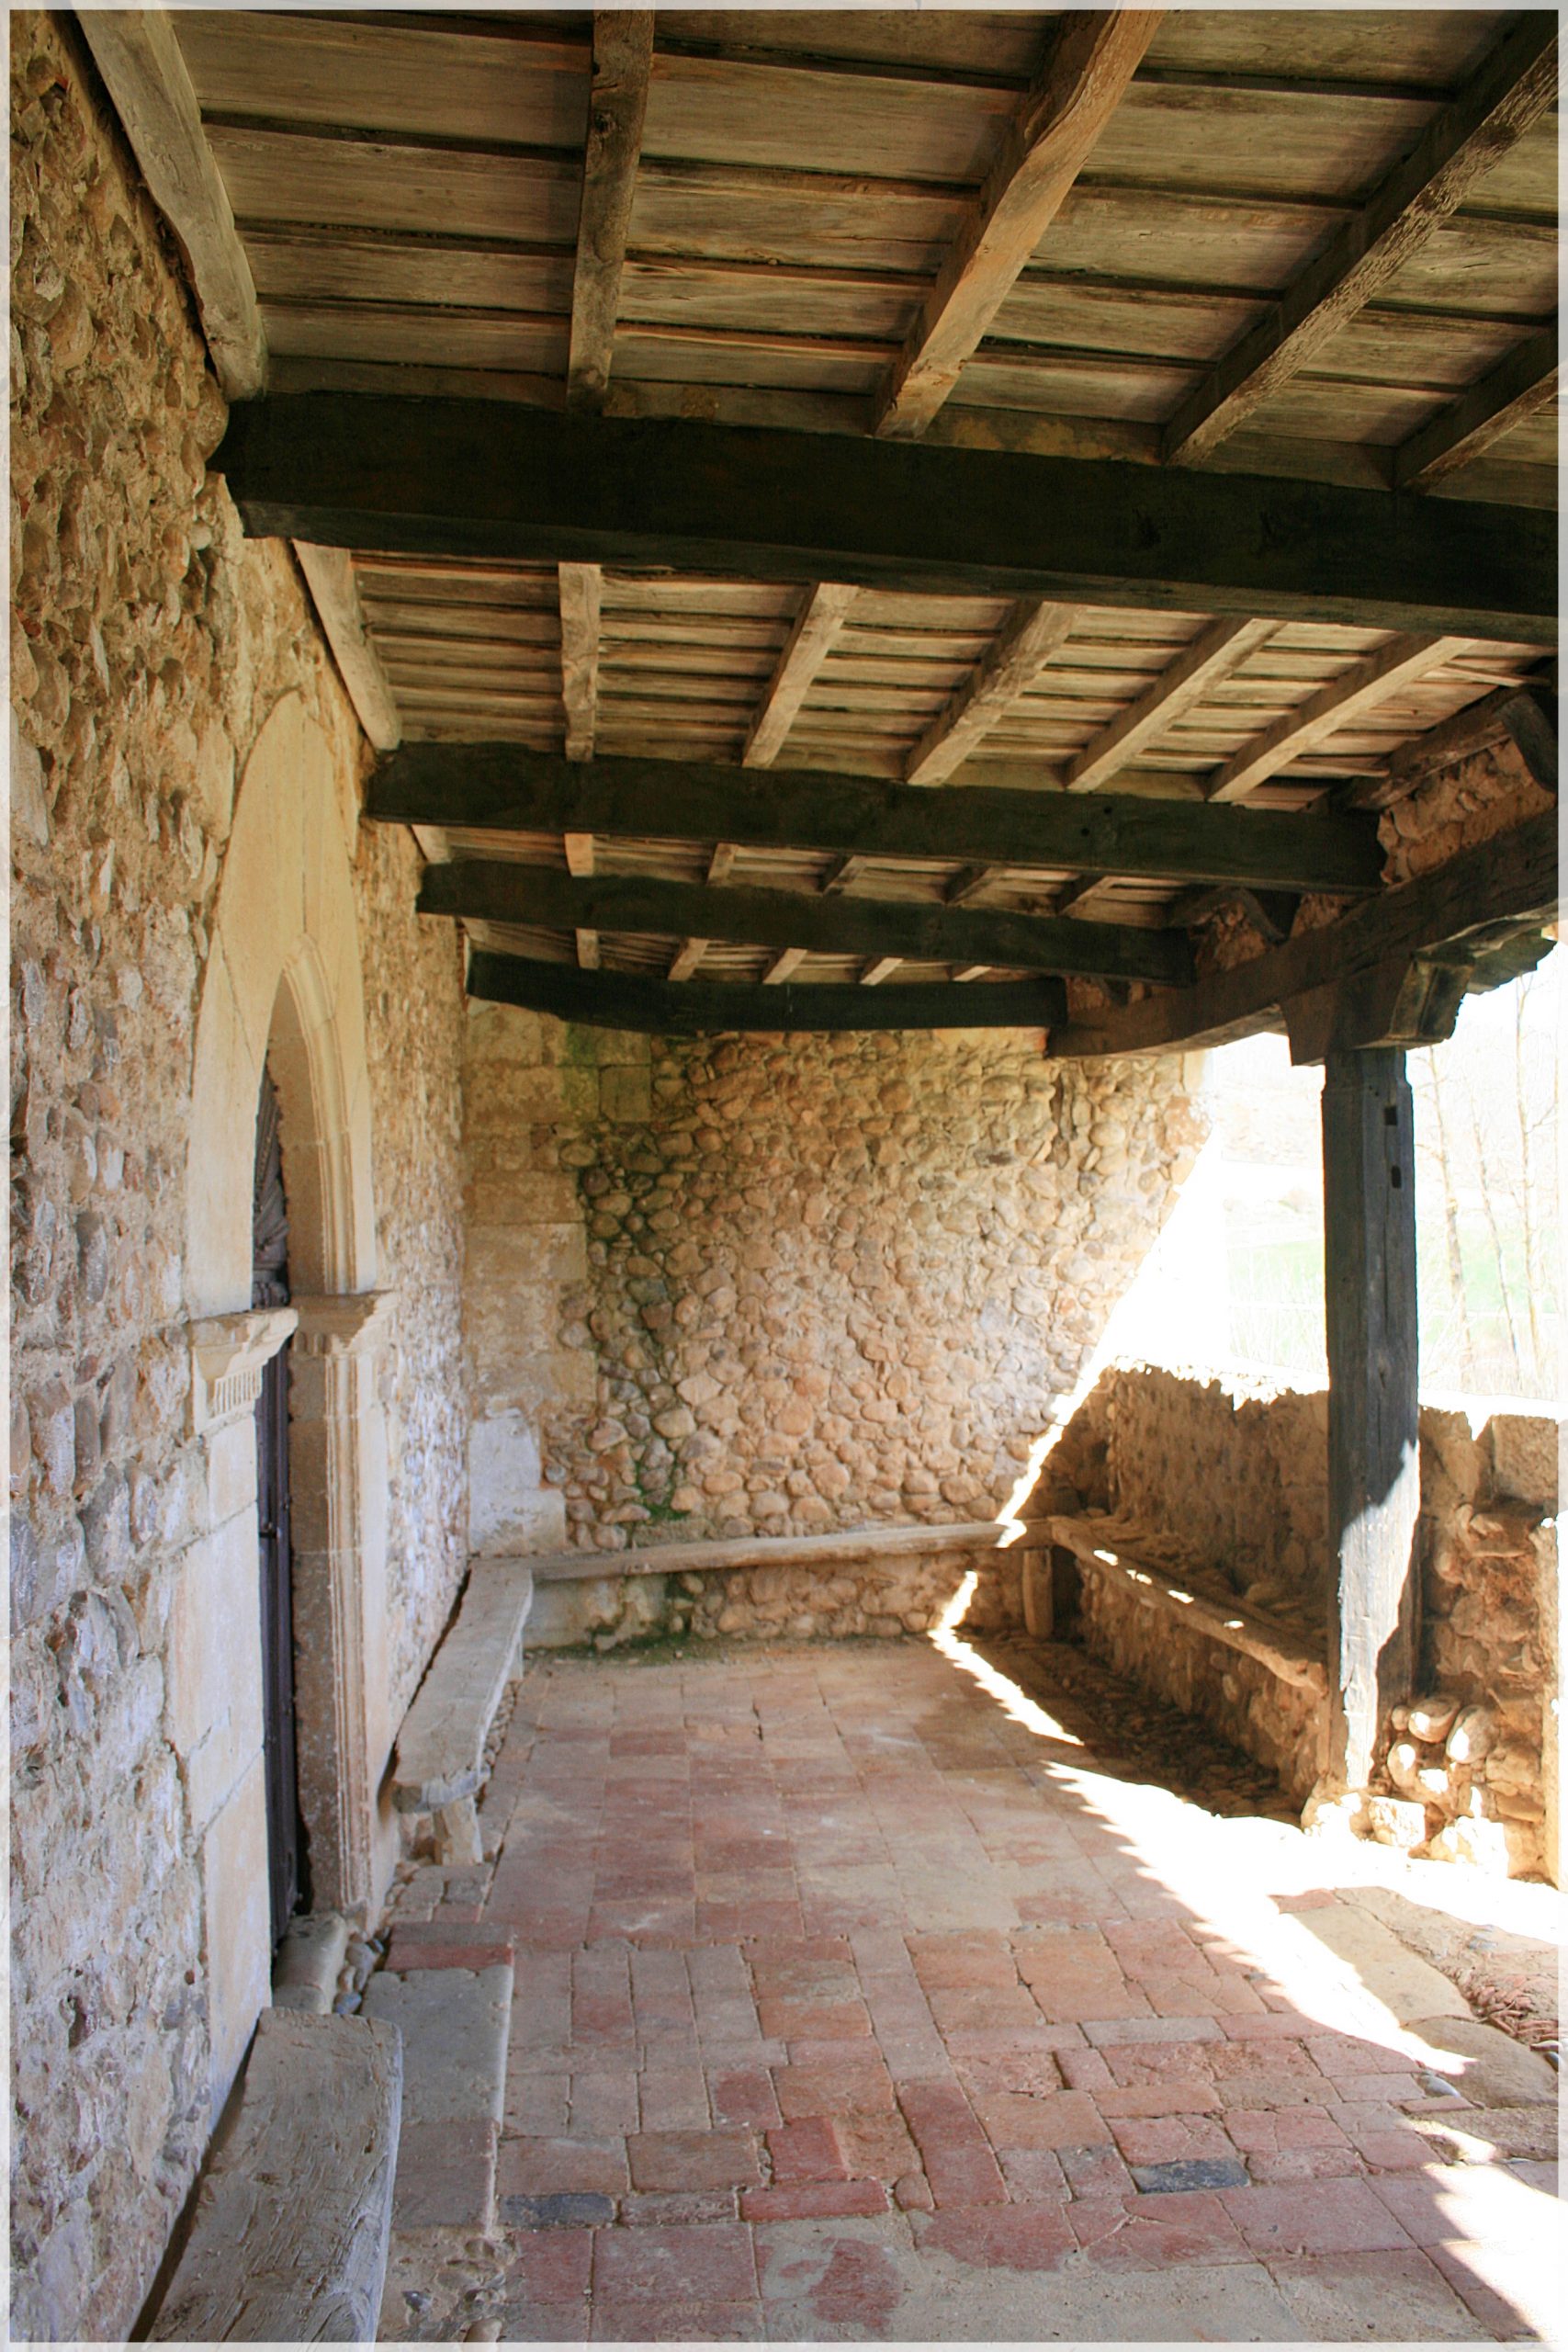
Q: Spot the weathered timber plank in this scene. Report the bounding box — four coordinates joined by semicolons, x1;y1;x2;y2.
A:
557;560;603;760
861;956;903;985
1392;322;1561;492
80;12;267;401
1049;809;1558;1058
667;937;707;980
1322;1049;1419;1790
528;1517;1046;1583
1206;637;1472;803
368;742;1386;895
1046;1515;1326;1693
743;581;859;766
148;2008;400;2342
1161;15;1560;466
1349;681;1557;808
292;544;400;750
213;398;1557;644
391;1559;535;1812
568;12;653;408
1065;616;1279;793
421;857;1192;983
466;951;1065;1032
876;11;1164;436
761;946;807;984
905;598;1079;785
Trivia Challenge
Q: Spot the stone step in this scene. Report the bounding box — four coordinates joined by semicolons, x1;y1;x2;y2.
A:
364;1935;515;2236
149;2007;401;2342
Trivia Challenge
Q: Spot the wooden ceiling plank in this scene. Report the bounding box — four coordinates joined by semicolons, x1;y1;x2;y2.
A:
1064;615;1279;793
1206;635;1474;802
468;950;1065;1032
945;864;999;906
575;928;601;968
904;598;1079;786
761;947;808;984
568;12;654;410
418;858;1194;985
822;854;871;894
369;741;1387;896
1392;322;1560;492
861;957;903;986
78;11;267;399
1162;16;1560;467
216;399;1555;643
292;544;400;750
875;10;1164;437
742;582;861;767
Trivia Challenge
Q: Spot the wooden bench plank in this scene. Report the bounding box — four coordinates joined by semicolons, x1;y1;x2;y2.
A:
391;1559;534;1813
150;2008;401;2343
1046;1513;1326;1693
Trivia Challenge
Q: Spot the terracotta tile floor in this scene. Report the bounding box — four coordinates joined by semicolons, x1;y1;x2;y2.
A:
400;1634;1562;2342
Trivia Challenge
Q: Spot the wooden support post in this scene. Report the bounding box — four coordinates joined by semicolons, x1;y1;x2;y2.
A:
1322;1047;1420;1795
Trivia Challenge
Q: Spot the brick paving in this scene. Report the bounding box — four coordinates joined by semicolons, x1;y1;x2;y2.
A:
384;1636;1561;2341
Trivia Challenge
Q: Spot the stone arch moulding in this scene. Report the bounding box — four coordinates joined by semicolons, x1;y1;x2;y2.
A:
181;692;396;2110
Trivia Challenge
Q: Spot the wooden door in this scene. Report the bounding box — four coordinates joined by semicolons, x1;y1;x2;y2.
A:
253;1066;305;1944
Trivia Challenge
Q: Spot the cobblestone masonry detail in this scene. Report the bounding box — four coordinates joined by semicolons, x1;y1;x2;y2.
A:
462;1008;1207;1589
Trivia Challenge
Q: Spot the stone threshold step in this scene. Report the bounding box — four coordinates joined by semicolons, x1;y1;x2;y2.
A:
365;1923;517;2238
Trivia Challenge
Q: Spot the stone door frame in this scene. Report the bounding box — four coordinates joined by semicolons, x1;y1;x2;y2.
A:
181;695;394;2108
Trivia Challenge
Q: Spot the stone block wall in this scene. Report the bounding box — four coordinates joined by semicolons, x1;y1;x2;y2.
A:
9;18;468;2336
462;1006;1208;1563
1045;1366;1559;1864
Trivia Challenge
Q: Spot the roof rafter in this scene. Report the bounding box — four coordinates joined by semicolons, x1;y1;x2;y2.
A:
1391;322;1560;492
1205;634;1472;803
566;11;653;411
905;598;1078;786
1064;616;1279;795
743;582;858;768
1161;13;1560;467
875;9;1164;438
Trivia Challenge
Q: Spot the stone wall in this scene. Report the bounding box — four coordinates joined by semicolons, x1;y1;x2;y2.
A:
461;1005;1207;1565
9;17;468;2337
526;1541;1027;1652
1044;1365;1558;1864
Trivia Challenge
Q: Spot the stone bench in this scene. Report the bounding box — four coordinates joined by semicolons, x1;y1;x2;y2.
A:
1043;1512;1326;1691
149;2007;401;2342
390;1557;535;1865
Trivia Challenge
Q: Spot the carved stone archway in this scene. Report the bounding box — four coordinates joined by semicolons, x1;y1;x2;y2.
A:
180;694;394;2110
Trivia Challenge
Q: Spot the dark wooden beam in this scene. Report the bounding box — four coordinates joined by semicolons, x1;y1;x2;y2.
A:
1348;680;1557;810
420;859;1193;985
369;744;1387;898
876;10;1163;437
214;397;1556;645
1049;810;1558;1058
1392;323;1559;493
467;951;1066;1034
1321;1047;1419;1792
567;12;652;409
1161;16;1560;466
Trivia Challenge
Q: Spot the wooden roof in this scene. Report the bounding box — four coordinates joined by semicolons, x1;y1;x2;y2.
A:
82;7;1559;1045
